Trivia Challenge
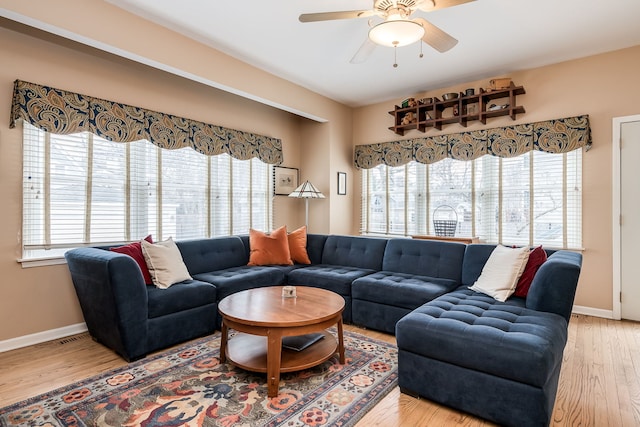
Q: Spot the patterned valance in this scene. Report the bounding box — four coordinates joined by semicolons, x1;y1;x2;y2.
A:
354;115;591;169
9;80;283;165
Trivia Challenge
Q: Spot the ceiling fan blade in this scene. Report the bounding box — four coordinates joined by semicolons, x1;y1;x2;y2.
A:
299;10;375;23
414;18;458;52
419;0;476;12
350;38;377;64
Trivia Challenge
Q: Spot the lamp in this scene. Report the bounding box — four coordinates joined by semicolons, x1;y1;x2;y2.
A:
368;15;425;47
288;180;325;230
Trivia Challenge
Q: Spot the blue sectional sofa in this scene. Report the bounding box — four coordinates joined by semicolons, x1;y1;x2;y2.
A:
351;238;467;334
64;233;582;427
285;235;389;323
395;244;582;427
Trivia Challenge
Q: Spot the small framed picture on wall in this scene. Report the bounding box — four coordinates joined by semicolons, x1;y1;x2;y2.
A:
337;172;347;195
273;166;299;195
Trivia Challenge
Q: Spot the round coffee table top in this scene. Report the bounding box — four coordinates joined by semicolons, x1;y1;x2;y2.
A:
218;286;344;327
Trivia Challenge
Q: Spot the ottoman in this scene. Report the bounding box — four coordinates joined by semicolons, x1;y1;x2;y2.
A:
396;287;569;427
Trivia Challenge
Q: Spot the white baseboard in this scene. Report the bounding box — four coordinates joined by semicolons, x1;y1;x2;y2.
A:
572;305;614;319
0;323;88;353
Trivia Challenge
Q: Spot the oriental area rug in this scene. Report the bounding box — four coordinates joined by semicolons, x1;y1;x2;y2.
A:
0;330;397;427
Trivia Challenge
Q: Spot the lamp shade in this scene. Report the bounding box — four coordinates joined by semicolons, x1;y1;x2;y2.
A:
368;17;425;47
288;180;325;199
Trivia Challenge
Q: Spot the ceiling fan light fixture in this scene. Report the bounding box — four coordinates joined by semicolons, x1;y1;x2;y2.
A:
368;18;425;47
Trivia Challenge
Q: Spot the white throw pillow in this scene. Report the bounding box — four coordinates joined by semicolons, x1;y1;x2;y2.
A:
141;238;192;289
469;245;530;302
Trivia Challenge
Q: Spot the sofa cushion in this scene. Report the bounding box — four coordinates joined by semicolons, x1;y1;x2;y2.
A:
396;287;567;388
147;279;217;319
382;238;465;282
240;232;324;265
193;266;285;300
288;226;311;264
514;246;547;297
109;235;154;284
248;226;293;266
176;236;248;274
321;235;387;270
461;244;499;286
469;245;530;302
268;264;307;282
306;234;328;264
352;272;459;310
287;265;375;296
141;238;192;289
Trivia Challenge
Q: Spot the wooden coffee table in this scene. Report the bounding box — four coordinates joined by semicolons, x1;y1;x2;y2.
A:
218;286;345;397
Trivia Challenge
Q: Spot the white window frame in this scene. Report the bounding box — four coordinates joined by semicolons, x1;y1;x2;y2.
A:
361;150;582;250
20;123;273;266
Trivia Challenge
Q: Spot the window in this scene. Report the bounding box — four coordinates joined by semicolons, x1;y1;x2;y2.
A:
22;123;272;260
361;150;582;249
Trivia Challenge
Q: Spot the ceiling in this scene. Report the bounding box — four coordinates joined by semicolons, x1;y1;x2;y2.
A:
106;0;640;108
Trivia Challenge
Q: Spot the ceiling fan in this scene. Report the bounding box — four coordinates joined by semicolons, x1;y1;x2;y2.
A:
299;0;475;64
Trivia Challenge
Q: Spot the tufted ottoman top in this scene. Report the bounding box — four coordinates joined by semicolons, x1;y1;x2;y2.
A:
352;271;459;309
396;287;568;388
287;264;376;296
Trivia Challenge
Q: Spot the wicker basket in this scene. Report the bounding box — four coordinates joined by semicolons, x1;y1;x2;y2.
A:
489;78;512;90
433;205;458;237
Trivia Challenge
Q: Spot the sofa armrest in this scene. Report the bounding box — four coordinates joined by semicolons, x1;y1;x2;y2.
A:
65;248;149;360
525;250;582;323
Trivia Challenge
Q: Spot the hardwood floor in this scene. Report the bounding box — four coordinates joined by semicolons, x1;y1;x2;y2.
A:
1;314;639;426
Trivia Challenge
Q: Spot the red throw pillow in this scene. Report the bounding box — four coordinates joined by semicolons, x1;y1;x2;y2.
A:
110;235;154;284
288;226;311;264
248;226;293;266
513;246;547;297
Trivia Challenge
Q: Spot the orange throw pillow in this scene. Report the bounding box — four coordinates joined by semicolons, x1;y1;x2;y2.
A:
288;226;312;264
248;226;293;266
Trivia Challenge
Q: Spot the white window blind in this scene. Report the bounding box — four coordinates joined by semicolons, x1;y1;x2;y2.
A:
429;159;473;237
361;150;582;249
22;123;272;259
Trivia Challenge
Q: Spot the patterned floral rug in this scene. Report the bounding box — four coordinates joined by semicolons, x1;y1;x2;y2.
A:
0;330;397;427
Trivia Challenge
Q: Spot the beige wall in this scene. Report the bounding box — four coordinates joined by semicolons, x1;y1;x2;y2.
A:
0;18;350;342
353;45;640;312
298;112;355;235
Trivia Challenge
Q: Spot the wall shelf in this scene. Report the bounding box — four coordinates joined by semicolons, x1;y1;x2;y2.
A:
389;83;526;136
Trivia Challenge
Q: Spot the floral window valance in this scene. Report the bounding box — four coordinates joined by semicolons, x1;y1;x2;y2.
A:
354;115;591;169
9;80;283;165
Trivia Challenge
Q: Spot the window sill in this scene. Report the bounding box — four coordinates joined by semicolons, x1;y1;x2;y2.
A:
18;256;67;268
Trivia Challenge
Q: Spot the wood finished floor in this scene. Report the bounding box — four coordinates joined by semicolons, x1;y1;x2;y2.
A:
0;314;639;426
